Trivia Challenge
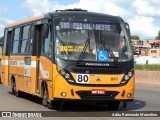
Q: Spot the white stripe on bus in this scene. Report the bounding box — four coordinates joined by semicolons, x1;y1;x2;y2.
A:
1;60;8;65
1;60;49;78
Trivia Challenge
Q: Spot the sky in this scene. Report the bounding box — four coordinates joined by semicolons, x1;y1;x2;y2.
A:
0;0;160;40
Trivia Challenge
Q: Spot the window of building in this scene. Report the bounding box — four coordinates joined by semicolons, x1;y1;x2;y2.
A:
151;50;157;53
12;28;20;53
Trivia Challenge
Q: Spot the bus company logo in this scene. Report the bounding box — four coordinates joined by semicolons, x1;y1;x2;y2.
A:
85;63;109;66
9;61;18;66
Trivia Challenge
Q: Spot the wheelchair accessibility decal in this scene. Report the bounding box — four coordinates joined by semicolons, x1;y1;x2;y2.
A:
97;50;109;62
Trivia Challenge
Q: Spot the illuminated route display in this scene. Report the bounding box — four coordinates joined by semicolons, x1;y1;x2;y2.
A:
59;22;116;31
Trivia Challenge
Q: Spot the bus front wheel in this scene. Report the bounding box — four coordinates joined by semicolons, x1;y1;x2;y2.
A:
42;86;61;110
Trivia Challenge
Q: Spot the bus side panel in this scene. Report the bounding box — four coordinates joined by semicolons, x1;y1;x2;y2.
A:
30;56;37;94
52;64;59;100
22;77;32;93
1;56;9;86
39;56;53;100
9;56;32;93
15;76;23;91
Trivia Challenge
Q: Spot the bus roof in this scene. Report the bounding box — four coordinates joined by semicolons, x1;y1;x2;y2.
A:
53;11;123;21
5;15;45;28
5;10;123;28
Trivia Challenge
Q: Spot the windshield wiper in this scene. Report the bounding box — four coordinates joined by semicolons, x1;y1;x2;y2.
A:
99;32;119;65
77;38;90;64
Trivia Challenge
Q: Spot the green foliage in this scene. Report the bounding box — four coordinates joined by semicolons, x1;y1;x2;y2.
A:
157;31;160;40
135;64;160;71
155;31;160;40
0;36;3;43
131;35;140;40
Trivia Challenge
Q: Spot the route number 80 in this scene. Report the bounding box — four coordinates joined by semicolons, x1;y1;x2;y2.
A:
76;74;89;83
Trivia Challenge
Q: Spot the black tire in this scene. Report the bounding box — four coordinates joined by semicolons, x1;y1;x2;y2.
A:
15;90;21;97
48;101;62;110
12;80;21;97
42;86;48;106
42;85;61;110
108;101;120;109
12;81;16;95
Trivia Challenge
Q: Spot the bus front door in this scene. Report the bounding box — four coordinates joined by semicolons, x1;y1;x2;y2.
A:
33;23;52;96
34;24;43;93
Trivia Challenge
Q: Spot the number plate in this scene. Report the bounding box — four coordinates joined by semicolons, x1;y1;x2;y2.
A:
91;89;105;94
76;74;89;83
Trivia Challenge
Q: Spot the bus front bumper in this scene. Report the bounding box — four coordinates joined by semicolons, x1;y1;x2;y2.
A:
53;75;135;102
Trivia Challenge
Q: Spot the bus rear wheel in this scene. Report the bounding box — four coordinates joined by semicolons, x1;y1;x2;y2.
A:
12;80;21;97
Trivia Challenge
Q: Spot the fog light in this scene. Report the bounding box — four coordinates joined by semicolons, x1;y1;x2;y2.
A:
61;92;67;97
127;93;131;98
128;72;133;77
124;75;129;80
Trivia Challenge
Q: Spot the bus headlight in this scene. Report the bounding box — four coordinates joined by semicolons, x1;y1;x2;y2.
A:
121;70;134;84
65;73;70;79
57;67;75;84
128;72;133;77
124;75;129;81
60;70;65;75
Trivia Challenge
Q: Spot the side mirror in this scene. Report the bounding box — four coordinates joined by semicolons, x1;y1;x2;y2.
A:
125;22;130;29
43;23;49;39
125;22;131;34
125;22;131;41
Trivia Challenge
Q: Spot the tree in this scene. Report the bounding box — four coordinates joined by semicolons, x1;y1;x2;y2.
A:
156;31;160;40
0;36;3;43
131;35;140;40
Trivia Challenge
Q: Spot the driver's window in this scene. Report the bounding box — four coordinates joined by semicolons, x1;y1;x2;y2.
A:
42;24;52;56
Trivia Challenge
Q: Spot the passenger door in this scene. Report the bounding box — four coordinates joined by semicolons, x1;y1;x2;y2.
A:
1;29;12;86
33;21;53;94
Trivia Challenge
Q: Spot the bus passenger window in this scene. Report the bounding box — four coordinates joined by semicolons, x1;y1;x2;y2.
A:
2;30;7;55
21;25;30;53
12;28;20;54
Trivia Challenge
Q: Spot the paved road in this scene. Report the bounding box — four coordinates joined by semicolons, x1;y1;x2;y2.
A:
0;83;160;119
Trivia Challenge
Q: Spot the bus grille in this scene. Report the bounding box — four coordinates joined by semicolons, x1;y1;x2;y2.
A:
76;91;119;101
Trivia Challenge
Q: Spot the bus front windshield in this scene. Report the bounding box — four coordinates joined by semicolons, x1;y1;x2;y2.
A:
55;18;133;62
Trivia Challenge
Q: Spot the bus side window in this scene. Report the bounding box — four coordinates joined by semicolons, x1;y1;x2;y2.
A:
12;28;20;54
2;30;7;55
20;25;30;54
42;23;52;58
